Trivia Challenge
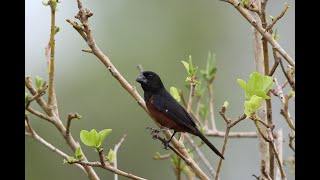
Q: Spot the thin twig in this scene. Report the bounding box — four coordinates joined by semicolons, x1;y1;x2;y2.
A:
220;0;294;67
288;133;295;152
25;127;86;173
266;129;287;180
66;113;80;136
137;64;144;72
205;130;257;138
266;3;290;31
26;107;53;122
261;160;272;180
214;107;247;180
268;48;280;76
279;57;295;91
82;49;93;53
208;84;217;131
275;129;283;180
114;134;127;180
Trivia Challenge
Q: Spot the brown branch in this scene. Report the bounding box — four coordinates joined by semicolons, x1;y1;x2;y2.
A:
261;160;272;180
25;125;86;173
25;77;51;115
26;107;53;122
153;153;171;160
274;79;295;131
289;133;295;152
266;129;287;180
72;160;146;180
254;120;271;142
268;48;280;76
66;19;87;41
66;113;80;136
113;134;127;180
266;3;290;31
68;1;209;179
279;57;295;91
220;0;295;67
26;82;48;108
214;107;247;180
47;0;58;115
205;130;257;138
275;129;284;180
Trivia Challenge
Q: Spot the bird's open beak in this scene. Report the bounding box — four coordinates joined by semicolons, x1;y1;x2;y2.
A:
136;73;147;84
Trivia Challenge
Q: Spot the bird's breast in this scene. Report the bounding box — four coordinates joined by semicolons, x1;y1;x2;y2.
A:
146;97;186;132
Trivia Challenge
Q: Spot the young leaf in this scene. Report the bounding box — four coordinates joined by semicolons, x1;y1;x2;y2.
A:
42;2;49;6
188;55;193;75
181;61;190;74
254;89;270;99
250;95;263;110
107;149;116;163
89;129;100;148
237;79;247;92
75;147;83;160
244;95;262;117
262;76;274;93
52;0;57;10
269;15;274;20
223;101;229;108
63;159;68;164
35;76;43;91
98;129;112;144
273;28;280;41
80;130;94;147
170;87;181;102
68;156;75;163
54;26;60;34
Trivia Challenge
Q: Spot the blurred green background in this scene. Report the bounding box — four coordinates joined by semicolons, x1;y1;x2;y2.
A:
25;0;295;179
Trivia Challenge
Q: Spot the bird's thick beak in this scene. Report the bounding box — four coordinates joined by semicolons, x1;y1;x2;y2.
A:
136;73;147;84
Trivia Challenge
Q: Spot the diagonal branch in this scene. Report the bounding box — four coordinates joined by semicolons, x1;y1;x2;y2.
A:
220;0;295;67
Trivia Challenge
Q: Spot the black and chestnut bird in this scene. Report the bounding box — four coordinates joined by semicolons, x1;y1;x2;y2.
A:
136;71;224;159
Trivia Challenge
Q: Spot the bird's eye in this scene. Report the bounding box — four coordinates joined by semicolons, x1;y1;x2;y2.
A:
148;74;153;78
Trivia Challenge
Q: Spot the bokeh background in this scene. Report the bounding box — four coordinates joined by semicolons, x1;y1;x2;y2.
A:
25;0;295;179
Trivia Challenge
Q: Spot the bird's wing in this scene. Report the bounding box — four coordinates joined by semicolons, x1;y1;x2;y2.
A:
151;90;197;129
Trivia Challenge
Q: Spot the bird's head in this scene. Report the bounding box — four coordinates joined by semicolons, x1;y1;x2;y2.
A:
136;71;164;92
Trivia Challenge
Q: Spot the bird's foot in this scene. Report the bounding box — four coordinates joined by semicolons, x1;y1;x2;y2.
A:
145;127;170;139
162;140;170;150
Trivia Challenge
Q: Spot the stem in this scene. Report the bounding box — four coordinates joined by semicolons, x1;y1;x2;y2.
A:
48;0;58;115
208;84;217;131
114;134;127;180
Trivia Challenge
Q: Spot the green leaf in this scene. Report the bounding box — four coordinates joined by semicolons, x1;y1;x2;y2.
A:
241;0;249;7
98;129;112;144
63;159;68;164
262;76;274;93
269;15;274;20
273;28;280;41
223;101;229;108
42;2;49;6
237;79;247;92
188;55;193;74
25;93;29;103
254;89;270;99
54;26;60;34
181;61;190;74
69;156;75;163
80;130;94;147
35;76;43;91
195;84;205;97
107;149;116;163
89;129;100;148
75;147;83;160
170;87;181;102
244;95;262;117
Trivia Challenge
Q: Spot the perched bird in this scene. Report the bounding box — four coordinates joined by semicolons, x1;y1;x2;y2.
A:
136;71;224;159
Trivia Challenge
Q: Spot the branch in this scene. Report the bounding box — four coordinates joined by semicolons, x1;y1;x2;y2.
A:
205;130;257;138
214;106;247;180
274;78;295;131
25;126;86;173
268;48;280;76
266;3;290;31
220;0;295;67
208;83;217;131
66;113;81;136
68;1;209;179
47;0;58;115
26;107;53;122
113;134;127;180
279;57;295;91
288;133;295;152
275;129;284;180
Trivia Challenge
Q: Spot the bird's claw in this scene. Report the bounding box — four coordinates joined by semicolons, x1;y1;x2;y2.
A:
162;140;170;150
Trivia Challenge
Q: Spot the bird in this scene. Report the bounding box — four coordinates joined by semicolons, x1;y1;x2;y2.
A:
136;71;224;159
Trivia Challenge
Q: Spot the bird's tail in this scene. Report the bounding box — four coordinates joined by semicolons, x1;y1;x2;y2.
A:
195;128;224;159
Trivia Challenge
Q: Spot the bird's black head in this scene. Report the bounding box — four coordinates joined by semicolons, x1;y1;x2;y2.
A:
136;71;164;92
